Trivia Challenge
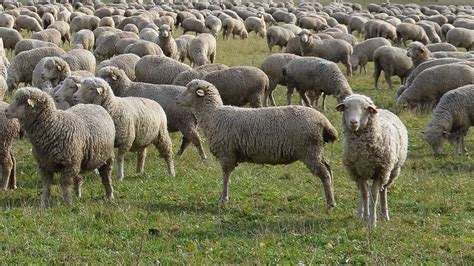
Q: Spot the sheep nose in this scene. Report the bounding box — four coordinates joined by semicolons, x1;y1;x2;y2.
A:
350;119;358;125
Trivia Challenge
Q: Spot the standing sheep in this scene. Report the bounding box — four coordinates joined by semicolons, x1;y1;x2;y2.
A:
395;23;429;46
157;24;178;59
423;84;474;156
175;34;195;62
0;101;21;191
175;80;337;208
222;17;248;40
135;55;191;84
72;29;95;50
446;28;474;51
61;49;96;72
188;33;217;67
73;77;175;180
96;53;140;81
373;45;413;89
182;17;208;35
266;26;295;52
350;37;391;75
0;28;23;51
5;88;116;208
31;29;63;46
172;63;229;86
205;15;222;37
14;39;57;55
244;14;266;38
336;94;408;227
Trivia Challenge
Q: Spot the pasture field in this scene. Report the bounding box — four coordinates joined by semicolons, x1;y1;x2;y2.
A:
0;27;473;263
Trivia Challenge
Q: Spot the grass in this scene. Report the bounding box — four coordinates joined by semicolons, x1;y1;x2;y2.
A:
1;26;473;264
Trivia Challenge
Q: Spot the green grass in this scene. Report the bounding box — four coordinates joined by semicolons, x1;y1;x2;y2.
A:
1;27;473;264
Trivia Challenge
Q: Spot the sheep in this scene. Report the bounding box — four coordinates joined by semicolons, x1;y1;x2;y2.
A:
73;77;175;180
175;34;195;62
283;57;353;110
244;15;266;38
395;22;429;46
432;51;474;59
48;21;72;44
61;49;96;72
175;79;337;208
222;17;248;40
94;31;139;61
0;13;15;29
14;15;43;32
298;29;353;76
188;33;217;67
397;62;474;111
182;17;208;35
123;40;164;57
14;39;57;55
53;74;95;110
416;21;441;44
298;16;329;32
135;55;191;85
406;41;433;68
324;31;358;46
281;24;303;36
284;36;302;55
5;87;115;208
0;38;10;70
99;17;115;28
350;37;391;75
365;20;397;42
72;29;95;50
373;45;413;89
157;24;178;59
41;56;94;90
31;29;62;46
0;101;21;191
205;15;222;37
42;13;55;29
123;23;140;35
446;28;474;51
70;14;100;32
114;38;141;55
139;28;159;43
201;66;268;108
32;57;54;90
7;46;65;92
335;94;408;227
96;66;207;160
0;28;23;51
172;63;229;86
266;26;295;52
96;53;140;81
426;43;457;52
440;23;454;41
423;84;474;156
260;53;300;106
348;16;367;35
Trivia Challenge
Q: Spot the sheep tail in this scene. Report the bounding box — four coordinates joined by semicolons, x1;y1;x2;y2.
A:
323;123;338;143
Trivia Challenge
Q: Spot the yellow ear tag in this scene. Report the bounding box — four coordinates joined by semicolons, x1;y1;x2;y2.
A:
27;98;36;108
96;87;104;95
56;64;62;71
196;89;205;97
112;74;117;80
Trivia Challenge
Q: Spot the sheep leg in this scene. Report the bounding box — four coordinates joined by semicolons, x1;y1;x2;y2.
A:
59;174;74;205
1;154;14;191
98;158;114;200
369;178;383;227
155;133;176;177
219;160;237;207
357;179;369;222
73;175;84;198
136;148;147;175
177;136;191;156
304;157;336;209
380;187;389;221
373;63;382;89
8;153;16;190
298;90;312;108
343;57;352;76
264;81;277;107
40;168;54;208
321;94;327;112
210;52;216;64
189;129;207;160
116;151;126;182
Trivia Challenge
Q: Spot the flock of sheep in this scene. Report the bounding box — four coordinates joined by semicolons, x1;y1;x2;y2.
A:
0;0;473;228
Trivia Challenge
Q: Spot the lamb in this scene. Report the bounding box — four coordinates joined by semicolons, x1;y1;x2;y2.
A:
96;53;140;81
350;37;391;75
335;94;408;227
205;15;222;37
72;29;95;50
395;23;429;46
188;33;217;67
73;77;175;181
260;53;300;106
175;79;337;208
61;49;96;72
175;34;195;62
426;43;457;52
298;29;353;76
172;63;229;86
423;84;474;156
7;46;65;91
14;15;43;32
157;24;178;59
96;66;207;160
135;55;191;85
373;45;413;89
5;87;115;208
0;101;21;191
0;28;23;51
283;57;353;110
222;17;248;40
182;17;208;35
123;41;164;57
266;26;295;52
397;62;474;111
244;15;266;38
31;29;62;46
446;28;474;51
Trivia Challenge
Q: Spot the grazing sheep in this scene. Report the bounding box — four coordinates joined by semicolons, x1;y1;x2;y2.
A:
365;20;397;42
94;32;139;61
0;13;15;29
47;21;72;44
416;21;441;44
172;63;228;86
175;79;337;208
284;36;302;56
395;22;429;46
432;51;474;59
182;17;208;35
5;87;115;208
157;24;178;59
0;101;21;191
61;49;96;72
299;16;329;33
72;29;95;50
175;34;195;62
14;39;57;55
336;94;408;227
135;55;191;85
123;23;140;35
373;45;413;89
298;29;353;76
188;33;217;67
41;56;94;89
31;28;62;46
14;15;43;32
96;66;207;160
426;43;457;52
70;15;100;32
350;37;391;75
266;26;295;52
0;28;23;50
260;53;300;106
32;57;54;90
73;77;175;180
244;15;266;38
440;23;454;41
96;53;140;81
397;62;474;111
124;40;164;57
42;13;55;29
205;15;222;37
222;17;248;40
446;28;474;51
99;17;115;28
114;38;141;55
284;57;353;110
348;16;367;35
7;46;65;91
423;84;474;156
139;28;159;43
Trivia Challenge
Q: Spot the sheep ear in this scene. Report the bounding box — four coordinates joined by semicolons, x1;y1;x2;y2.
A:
56;63;62;71
335;103;345;112
76;83;81;88
27;98;36;108
367;105;378;114
111;74;117;80
96;87;104;95
196;88;206;97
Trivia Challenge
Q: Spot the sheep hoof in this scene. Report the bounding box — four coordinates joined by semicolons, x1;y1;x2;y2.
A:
218;196;228;207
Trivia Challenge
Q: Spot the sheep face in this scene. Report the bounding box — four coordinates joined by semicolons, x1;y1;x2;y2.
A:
41;58;64;81
96;66;126;89
54;77;82;108
73;78;109;105
336;95;377;132
298;30;311;44
175;80;221;108
5;88;49;120
423;127;445;156
159;25;171;39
